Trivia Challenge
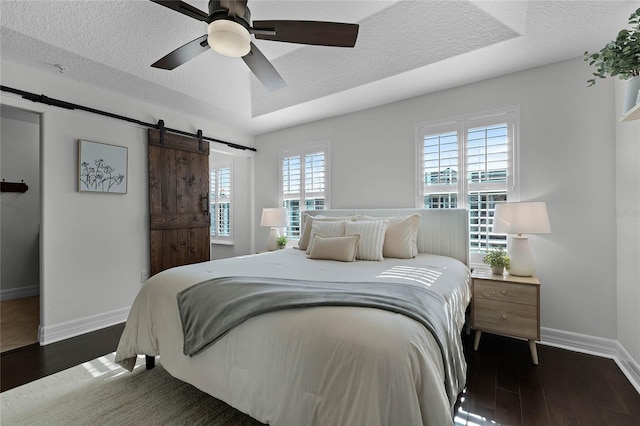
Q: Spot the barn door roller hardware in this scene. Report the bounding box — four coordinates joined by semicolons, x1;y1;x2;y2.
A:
1;179;29;193
158;119;166;145
197;129;204;153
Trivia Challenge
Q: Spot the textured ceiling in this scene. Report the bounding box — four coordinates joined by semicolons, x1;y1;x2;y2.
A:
1;0;639;135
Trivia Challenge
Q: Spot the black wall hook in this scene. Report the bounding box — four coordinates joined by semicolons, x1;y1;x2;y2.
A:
1;179;29;193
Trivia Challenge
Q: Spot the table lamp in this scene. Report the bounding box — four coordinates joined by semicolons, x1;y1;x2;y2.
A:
492;201;551;277
260;207;288;251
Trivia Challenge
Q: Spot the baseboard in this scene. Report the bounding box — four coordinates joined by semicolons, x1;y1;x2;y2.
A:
615;343;640;395
1;285;40;301
541;327;640;394
38;307;130;345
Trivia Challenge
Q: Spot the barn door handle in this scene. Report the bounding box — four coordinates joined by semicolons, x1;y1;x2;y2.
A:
203;192;209;215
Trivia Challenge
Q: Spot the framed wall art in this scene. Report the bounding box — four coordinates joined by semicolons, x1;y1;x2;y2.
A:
78;140;128;194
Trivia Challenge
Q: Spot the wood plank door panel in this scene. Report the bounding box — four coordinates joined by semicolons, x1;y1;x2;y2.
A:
148;129;210;276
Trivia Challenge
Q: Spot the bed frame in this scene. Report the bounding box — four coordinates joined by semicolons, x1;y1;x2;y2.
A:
304;208;469;265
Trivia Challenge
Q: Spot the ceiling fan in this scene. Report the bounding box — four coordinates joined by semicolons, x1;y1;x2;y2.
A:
150;0;360;91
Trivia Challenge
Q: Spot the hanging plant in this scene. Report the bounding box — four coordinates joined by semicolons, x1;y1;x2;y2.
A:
584;8;640;86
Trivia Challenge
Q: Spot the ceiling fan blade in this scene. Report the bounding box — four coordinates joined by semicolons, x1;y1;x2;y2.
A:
150;0;211;23
151;35;210;70
242;42;286;91
252;21;359;47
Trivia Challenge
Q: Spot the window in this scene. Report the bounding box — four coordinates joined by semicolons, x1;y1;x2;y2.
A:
210;161;232;243
418;110;517;261
280;143;329;238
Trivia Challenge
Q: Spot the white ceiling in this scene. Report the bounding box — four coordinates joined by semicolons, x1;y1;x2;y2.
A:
1;0;638;135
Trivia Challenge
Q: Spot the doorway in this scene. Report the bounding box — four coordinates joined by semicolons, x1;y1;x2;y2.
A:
0;104;41;352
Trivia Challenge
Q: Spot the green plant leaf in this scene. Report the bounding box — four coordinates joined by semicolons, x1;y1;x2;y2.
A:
585;8;640;85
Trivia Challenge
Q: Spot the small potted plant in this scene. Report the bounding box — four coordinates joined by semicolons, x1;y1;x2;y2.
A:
276;235;288;249
584;7;640;112
482;247;510;275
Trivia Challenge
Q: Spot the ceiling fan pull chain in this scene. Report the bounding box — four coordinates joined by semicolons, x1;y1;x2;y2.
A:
228;0;236;18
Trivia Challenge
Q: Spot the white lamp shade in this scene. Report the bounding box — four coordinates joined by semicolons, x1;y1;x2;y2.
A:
492;201;551;277
207;20;251;57
492;202;551;235
260;208;288;228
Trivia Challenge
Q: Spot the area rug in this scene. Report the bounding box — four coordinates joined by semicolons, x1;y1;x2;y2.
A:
0;353;264;425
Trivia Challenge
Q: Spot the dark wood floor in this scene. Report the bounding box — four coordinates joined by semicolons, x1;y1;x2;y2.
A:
2;324;639;425
0;323;125;392
456;332;640;425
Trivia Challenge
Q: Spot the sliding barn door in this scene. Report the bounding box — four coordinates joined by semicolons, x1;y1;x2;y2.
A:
148;129;210;276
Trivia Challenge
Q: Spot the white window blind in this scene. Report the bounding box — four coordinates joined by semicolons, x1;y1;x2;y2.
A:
418;110;517;260
423;130;458;208
281;143;328;238
467;123;509;252
210;162;232;242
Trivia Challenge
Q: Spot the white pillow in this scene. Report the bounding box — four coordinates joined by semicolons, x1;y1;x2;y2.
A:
344;220;389;261
306;220;347;254
383;214;420;258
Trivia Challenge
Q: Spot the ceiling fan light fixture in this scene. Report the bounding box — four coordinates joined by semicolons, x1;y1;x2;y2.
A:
207;19;251;58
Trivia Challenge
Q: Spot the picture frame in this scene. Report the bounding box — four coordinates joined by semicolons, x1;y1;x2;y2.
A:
78;140;128;194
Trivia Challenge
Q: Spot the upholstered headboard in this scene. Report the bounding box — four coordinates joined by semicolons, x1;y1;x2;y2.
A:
303;208;469;265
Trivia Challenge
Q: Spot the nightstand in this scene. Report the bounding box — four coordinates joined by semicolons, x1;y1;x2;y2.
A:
471;269;541;364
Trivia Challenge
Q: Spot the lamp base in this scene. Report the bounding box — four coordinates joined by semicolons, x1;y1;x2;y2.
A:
508;235;535;277
266;227;281;251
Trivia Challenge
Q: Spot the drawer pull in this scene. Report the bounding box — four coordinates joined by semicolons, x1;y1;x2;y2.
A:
501;314;507;320
501;290;507;295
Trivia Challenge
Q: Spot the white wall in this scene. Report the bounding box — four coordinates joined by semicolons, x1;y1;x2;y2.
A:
0;60;255;343
0;108;40;300
615;79;640;366
210;150;255;259
256;58;620;344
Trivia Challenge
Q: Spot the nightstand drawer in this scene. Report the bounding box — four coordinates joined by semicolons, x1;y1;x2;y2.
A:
474;298;538;339
474;280;537;306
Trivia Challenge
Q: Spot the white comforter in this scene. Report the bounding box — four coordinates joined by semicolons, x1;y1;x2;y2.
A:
115;249;470;426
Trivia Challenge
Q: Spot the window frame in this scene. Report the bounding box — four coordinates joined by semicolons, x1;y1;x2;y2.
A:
416;108;520;266
279;141;330;239
210;159;233;245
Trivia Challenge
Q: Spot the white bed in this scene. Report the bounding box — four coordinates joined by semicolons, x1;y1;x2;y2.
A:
115;208;471;425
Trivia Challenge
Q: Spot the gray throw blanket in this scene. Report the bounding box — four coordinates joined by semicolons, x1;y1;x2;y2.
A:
176;276;465;408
